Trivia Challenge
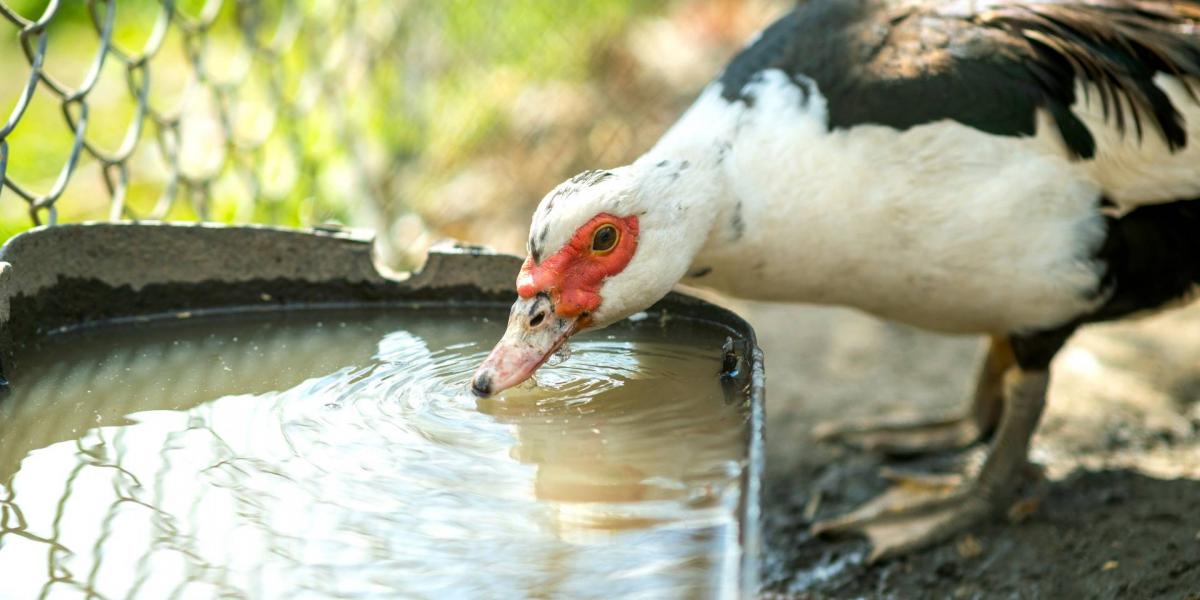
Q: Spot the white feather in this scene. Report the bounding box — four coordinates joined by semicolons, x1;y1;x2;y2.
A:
675;72;1108;334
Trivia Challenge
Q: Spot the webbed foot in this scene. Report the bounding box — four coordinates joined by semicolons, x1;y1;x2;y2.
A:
811;475;992;563
813;336;1013;456
813;366;1051;562
813;413;988;455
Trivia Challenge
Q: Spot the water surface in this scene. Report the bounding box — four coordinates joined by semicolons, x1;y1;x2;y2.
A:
0;308;750;599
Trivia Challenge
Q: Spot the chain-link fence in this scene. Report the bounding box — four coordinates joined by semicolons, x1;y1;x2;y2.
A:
0;0;783;266
1;1;384;227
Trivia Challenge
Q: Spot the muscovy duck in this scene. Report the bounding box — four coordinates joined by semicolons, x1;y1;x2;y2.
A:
472;0;1200;561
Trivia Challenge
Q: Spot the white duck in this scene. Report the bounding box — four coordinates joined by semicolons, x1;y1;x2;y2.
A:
472;0;1200;561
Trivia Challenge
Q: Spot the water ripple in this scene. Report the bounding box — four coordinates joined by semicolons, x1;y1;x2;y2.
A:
0;310;748;599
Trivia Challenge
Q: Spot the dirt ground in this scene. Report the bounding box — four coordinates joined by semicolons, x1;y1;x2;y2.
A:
712;295;1200;599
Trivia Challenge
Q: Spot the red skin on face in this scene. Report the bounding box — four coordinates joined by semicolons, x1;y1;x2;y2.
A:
517;213;639;323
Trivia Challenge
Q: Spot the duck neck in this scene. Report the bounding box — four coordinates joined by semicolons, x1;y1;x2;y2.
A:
631;85;743;273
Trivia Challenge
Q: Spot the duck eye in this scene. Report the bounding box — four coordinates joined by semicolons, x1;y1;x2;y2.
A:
591;224;619;254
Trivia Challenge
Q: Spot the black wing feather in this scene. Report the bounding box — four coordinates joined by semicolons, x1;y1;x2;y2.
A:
718;0;1200;159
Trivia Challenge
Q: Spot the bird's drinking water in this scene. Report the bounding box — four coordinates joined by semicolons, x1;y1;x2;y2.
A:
0;308;753;598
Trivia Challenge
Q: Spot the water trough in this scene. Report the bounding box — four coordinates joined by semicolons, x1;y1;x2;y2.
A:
0;223;765;598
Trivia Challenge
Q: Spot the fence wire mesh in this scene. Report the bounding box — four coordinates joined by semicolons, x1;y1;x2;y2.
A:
0;0;782;265
0;0;428;251
3;1;339;222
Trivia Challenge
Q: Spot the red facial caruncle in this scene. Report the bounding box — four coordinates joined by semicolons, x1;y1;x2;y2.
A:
470;212;640;398
516;213;639;325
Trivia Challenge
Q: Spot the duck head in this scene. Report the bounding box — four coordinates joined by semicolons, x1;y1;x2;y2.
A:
471;162;719;397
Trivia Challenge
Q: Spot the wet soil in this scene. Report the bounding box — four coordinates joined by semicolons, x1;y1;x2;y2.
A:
709;295;1200;599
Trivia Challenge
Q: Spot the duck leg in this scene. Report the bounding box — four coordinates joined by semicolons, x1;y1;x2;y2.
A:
811;364;1049;562
813;336;1013;455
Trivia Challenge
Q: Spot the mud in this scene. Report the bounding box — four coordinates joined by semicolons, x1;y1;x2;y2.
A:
707;295;1200;599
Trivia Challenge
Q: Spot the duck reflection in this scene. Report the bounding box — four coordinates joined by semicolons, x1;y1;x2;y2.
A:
474;338;745;536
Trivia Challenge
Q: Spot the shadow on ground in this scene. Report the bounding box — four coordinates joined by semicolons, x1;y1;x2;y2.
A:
700;295;1200;599
764;464;1200;599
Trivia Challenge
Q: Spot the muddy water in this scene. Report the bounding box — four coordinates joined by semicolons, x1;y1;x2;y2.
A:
0;308;752;599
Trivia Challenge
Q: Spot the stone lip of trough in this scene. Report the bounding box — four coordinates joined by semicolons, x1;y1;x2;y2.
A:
0;221;767;595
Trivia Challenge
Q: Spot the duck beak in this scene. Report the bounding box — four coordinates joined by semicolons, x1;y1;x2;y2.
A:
471;294;580;397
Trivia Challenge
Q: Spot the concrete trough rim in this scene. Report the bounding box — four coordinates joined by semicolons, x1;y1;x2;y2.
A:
0;221;766;596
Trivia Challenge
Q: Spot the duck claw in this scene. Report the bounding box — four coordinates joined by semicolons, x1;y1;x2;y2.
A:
812;413;987;456
811;479;993;563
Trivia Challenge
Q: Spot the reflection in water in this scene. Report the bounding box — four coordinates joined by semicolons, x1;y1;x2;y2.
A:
0;308;749;599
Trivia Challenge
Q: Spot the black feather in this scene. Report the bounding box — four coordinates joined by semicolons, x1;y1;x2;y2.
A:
719;0;1200;159
1086;198;1200;322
